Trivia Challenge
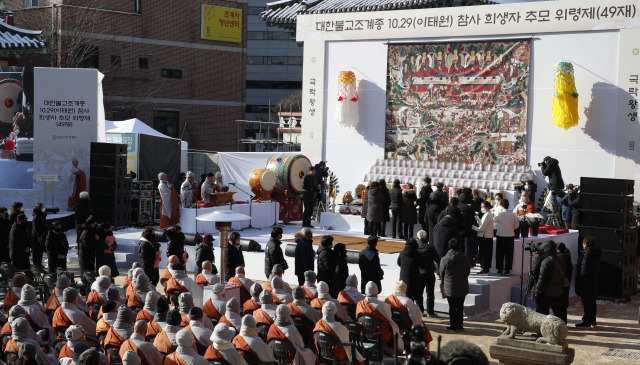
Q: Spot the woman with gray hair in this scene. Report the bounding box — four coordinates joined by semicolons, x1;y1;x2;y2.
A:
157;172;179;229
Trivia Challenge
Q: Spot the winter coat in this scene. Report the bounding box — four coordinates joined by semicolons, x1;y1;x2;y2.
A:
294;235;314;276
533;253;564;298
361;188;369;220
45;228;69;261
389;188;404;211
359;245;384;292
417;184;433;210
438;249;471;298
576;246;601;298
79;224;99;271
166;230;187;260
138;236;161;274
31;211;47;247
9;221;30;269
417;238;440;276
396;241;420;295
401;189;418;225
332;247;349;296
0;217;11;252
458;195;477;237
225;243;245;279
557;251;573;284
438;206;464;234
380;185;391;222
195;242;216;276
97;229;118;276
425;195;447;230
568;192;580;230
316;245;334;285
264;237;288;278
9;212;19;225
556;194;572;223
75;198;91;225
366;186;385;223
541;158;564;191
432;216;460;259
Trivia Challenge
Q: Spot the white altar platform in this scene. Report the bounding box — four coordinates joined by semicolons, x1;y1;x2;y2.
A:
179;201;280;234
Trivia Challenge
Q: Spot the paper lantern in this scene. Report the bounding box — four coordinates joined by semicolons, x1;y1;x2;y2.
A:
552;62;579;130
335;71;359;126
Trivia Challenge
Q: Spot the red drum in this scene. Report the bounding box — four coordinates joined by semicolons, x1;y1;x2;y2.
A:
248;169;276;201
265;153;312;196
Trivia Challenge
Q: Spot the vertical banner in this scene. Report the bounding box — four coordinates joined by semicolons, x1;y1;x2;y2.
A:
105;133;138;177
385;41;531;165
33;68;100;209
201;4;242;43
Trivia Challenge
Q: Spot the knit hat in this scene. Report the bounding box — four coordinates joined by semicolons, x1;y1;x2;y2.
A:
158;172;166;181
188;307;204;321
215;172;222;179
274;304;291;327
21;284;35;300
144;291;158;312
11;317;29;335
259;290;273;304
107;288;121;301
98;265;111;277
8;305;25;320
178;292;194;313
394;281;407;293
304;271;316;282
226;297;240;314
157;297;170;314
365;281;379;297
122;350;141;365
116;306;135;324
63;287;79;303
321;301;337;321
241;314;256;329
133;273;149;289
317;281;329;296
131;268;144;279
212;284;225;295
166;309;182;326
102;301;117;313
56;274;71;289
186;171;195;178
18;342;37;358
12;274;27;288
96;276;111;290
210;323;235;344
292;286;305;300
271;276;284;290
346;274;358;287
72;343;90;362
271;264;284;275
250;283;262;297
175;329;195;348
65;325;85;341
203;234;215;242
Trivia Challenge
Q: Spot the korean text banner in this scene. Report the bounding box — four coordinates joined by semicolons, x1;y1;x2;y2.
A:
385;40;530;166
202;4;242;43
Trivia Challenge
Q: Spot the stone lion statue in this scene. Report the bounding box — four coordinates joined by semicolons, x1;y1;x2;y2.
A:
499;302;568;345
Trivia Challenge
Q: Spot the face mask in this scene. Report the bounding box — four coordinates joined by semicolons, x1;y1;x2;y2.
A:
481;208;487;214
521;197;526;203
495;199;502;205
524;185;529;190
41;207;46;213
19;207;24;212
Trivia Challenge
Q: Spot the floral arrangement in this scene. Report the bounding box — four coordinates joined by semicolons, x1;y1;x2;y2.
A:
524;213;544;224
355;184;366;198
342;191;354;204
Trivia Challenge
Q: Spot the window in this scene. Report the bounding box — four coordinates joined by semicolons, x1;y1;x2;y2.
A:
110;55;122;67
24;0;38;7
138;57;148;69
161;69;182;79
246;57;303;66
247;56;264;65
153;110;179;138
247;31;293;40
246;80;302;89
76;45;99;69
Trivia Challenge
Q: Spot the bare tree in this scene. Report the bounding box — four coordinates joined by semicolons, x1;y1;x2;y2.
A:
272;90;302;115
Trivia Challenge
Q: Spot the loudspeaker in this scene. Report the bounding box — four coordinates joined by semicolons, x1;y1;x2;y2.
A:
90;165;127;179
580;177;634;195
598;250;637;299
90;177;132;194
579;193;634;213
90;142;127;155
578;226;637;252
90;154;127;167
579;209;634;230
92;209;130;226
91;194;131;211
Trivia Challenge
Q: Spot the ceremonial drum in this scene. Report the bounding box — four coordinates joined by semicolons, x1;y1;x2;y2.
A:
248;169;276;201
265;153;312;196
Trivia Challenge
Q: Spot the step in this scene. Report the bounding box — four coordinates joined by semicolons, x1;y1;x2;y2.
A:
433;293;486;316
115;252;138;271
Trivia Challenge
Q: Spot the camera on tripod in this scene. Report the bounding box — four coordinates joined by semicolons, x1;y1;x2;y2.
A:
524;241;539;253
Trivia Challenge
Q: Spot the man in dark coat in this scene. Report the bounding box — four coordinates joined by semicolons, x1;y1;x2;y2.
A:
316;235;334;286
378;179;391;237
0;207;11;263
78;217;99;272
31;204;47;268
416;230;440;316
416;177;433;231
361;183;370;235
567;186;580;230
225;232;245;280
401;185;418;239
575;237;601;328
9;214;31;270
264;226;287;278
294;228;315;286
458;193;478;265
195;234;217;277
531;241;565;321
439;238;471;332
432;214;459;259
166;225;187;265
366;182;385;237
74;192;91;242
541;156;564;214
45;220;69;273
138;226;161;285
302;166;317;228
396;238;420;304
358;236;384;293
389;180;404;239
426;190;447;244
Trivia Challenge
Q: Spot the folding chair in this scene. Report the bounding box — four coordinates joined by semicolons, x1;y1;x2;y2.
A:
313;330;354;365
267;338;297;365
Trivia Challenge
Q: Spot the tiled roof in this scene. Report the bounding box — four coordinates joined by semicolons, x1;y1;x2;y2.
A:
0;20;46;52
260;0;551;29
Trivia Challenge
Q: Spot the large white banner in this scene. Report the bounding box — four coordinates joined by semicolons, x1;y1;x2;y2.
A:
33;68;101;210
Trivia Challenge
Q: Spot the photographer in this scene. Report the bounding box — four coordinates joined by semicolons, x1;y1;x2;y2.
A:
567;185;580;230
556;184;574;229
315;161;329;203
539;157;564;214
531;241;565;321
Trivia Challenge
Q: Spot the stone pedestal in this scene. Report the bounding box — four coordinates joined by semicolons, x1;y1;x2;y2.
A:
490;337;575;365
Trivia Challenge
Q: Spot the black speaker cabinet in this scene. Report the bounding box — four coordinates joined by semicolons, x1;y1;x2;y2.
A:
579;209;634;230
598;250;637;299
89;177;132;194
92;209;130;227
578;226;637;252
90;165;127;179
579;193;634;213
580;177;634;196
90;153;127;167
90;193;131;211
90;142;127;156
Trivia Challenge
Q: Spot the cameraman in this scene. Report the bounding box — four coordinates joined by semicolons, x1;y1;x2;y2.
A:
315;161;329;203
539;157;564;214
567;185;580;230
556;184;574;229
531;240;565;321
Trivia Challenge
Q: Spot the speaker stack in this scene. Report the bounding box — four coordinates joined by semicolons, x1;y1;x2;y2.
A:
89;142;132;227
132;181;154;225
579;177;637;300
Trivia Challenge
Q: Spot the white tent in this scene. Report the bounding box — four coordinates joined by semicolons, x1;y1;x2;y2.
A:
105;118;188;149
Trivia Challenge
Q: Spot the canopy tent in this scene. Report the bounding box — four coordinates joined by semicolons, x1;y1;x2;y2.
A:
105;118;188;149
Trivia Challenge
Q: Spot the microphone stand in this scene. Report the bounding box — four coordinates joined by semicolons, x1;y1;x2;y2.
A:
229;183;260;230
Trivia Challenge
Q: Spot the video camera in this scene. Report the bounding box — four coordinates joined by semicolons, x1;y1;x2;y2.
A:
524;241;540;254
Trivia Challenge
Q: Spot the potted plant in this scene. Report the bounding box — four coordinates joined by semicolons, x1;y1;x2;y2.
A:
524;213;544;236
516;215;529;238
342;191;354;207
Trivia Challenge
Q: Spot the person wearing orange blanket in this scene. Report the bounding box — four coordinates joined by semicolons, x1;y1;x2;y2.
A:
289;286;320;324
232;315;277;364
179;293;213;330
253;289;277;325
271;275;293;304
153;309;182;355
185;307;212;351
165;329;209;365
227;266;252;303
18;284;54;348
195;260;220;287
96;301;117;348
119;321;163;365
50;274;91;314
242;283;262;315
218;297;242;332
203;284;227;321
54;288;97;344
337;274;365;307
204;323;246;365
9;317;59;365
3;273;27;311
168;263;204;308
59;325;88;365
267;304;315;365
314;301;365;364
301;271;318;301
311;281;351;322
513;191;536;216
385;281;433;350
3;306;40;350
264;264;292;294
356;281;404;354
104;306;135;356
158;172;180;229
86;276;110;319
128;273;152;309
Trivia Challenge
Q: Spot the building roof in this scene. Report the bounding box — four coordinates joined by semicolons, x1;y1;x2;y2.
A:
0;20;46;55
260;0;552;29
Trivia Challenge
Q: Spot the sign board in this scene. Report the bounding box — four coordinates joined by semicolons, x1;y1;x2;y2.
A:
106;133;138;177
201;4;242;43
36;174;59;182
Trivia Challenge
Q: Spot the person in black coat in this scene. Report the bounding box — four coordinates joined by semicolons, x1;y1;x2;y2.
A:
138;226;161;286
78;217;99;273
331;243;349;298
433;215;460;260
0;207;11;263
9;202;23;225
195;234;217;277
556;242;573;323
225;231;245;279
74;192;91;242
31;203;47;268
264;226;287;278
378;179;391;237
97;222;119;277
9;214;30;270
417;177;433;231
401;185;418;239
389;179;404;239
366;182;385;237
316;235;334;286
166;225;188;265
358;236;384;293
416;230;440;315
438;238;471;331
294;228;315;286
458;194;478;265
567;187;580;230
397;238;421;305
426;190;447;244
540;157;564;191
302;166;317;228
45;220;69;273
361;183;370;235
575;237;601;328
531;241;565;321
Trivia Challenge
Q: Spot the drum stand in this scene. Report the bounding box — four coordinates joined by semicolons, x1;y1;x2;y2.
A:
231;183;260;230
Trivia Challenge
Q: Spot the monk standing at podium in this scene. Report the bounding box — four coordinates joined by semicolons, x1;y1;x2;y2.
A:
67;159;86;209
158;172;180;229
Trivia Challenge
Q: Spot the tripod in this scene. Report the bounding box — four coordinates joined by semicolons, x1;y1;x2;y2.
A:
520;238;536;306
543;189;562;227
229;183;260;230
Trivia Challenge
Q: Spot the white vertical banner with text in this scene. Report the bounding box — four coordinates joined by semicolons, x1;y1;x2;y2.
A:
33;68;101;209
